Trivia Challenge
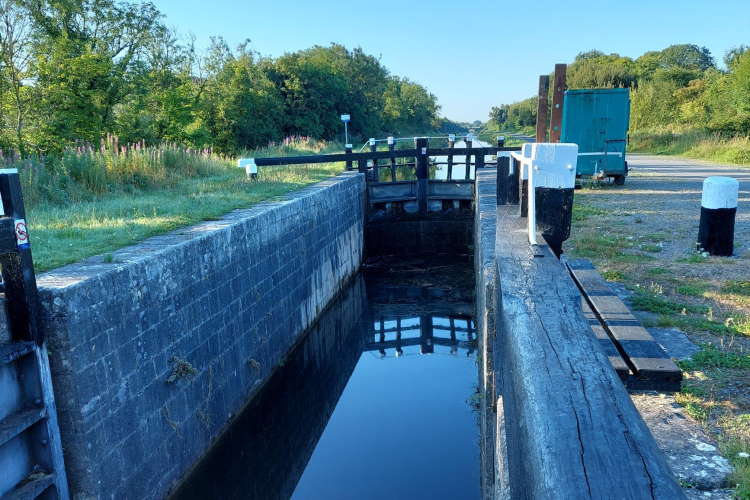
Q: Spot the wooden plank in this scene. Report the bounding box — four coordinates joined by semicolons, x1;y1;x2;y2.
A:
535;75;550;142
0;341;35;365
415;138;428;215
495;208;685;499
253;147;522;167
447;138;454;180
567;259;682;391
388;140;397;182
0;407;46;447
0;217;17;254
0;172;43;343
549;64;566;143
254;149;419;166
345;144;353;170
581;301;630;381
3;472;56;500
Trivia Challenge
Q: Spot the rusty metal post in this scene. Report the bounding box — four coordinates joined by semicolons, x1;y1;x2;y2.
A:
536;75;550;143
415;137;429;215
549;64;567;143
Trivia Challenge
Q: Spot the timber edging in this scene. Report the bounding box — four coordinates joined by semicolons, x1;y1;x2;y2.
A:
566;258;682;392
495;207;685;498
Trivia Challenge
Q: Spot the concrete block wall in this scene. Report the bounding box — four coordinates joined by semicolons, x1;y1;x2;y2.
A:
474;168;509;500
37;172;365;499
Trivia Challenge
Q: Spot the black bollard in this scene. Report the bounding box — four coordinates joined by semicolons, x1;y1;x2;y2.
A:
697;176;739;256
345;144;353;171
536;186;575;257
527;143;578;257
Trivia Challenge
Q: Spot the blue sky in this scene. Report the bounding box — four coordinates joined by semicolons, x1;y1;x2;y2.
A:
154;0;750;122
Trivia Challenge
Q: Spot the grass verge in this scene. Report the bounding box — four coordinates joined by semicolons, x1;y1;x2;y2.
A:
4;138;344;272
630;129;750;167
568;190;750;497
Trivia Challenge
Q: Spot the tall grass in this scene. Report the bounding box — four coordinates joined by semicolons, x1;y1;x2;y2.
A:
0;135;341;208
630;129;750;166
0;136;346;271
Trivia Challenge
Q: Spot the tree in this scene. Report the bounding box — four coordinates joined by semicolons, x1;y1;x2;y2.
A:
382;76;439;134
724;45;750;69
489;105;508;126
196;38;284;152
20;0;163;149
0;0;33;153
635;44;715;81
567;51;637;89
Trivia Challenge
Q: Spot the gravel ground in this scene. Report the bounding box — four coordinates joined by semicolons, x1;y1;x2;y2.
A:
567;154;750;497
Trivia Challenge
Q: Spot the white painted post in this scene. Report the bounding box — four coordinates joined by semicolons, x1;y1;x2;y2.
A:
526;143;578;247
698;176;739;256
238;158;258;179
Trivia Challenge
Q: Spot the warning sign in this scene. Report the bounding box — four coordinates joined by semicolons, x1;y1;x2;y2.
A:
14;219;29;249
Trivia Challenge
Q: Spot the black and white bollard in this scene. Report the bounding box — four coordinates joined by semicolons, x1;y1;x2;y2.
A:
525;143;578;257
345;144;353;171
519;143;532;216
697;176;739;256
238;158;258;179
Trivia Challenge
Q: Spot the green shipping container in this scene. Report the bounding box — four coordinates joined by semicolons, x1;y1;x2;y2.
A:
560;88;630;184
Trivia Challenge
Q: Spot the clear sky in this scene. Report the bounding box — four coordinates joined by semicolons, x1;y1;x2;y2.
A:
154;0;750;123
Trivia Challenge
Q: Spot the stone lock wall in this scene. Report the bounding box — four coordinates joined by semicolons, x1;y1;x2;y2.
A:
37;172;365;499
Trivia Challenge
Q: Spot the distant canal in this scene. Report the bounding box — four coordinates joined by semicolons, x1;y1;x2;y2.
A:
171;256;480;500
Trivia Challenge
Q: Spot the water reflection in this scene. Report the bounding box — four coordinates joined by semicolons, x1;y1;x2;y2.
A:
172;258;479;500
368;315;476;357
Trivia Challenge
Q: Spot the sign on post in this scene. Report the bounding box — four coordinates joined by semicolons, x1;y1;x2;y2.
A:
340;114;351;144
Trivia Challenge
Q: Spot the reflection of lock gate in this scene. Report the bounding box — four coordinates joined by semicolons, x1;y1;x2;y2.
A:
0;169;69;499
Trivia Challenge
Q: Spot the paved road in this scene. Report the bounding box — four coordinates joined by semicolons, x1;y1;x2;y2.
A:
623;154;749;257
627;154;750;189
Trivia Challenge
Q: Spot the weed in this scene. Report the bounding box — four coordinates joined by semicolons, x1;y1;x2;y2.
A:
630;290;707;315
677;253;710;264
655;315;737;336
166;356;198;384
602;270;626;282
679;344;750;371
572;203;608;222
674;390;711;422
677;281;710;298
723;281;750;297
639;243;663;253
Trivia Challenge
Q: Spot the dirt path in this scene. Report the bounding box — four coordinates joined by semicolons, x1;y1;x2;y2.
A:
567;155;750;498
585;154;750;260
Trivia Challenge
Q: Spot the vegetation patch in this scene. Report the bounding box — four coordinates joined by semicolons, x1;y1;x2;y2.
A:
724;281;750;297
679;344;750;371
601;270;626;282
630;290;707;315
677;281;711;298
166;356;198;384
572;203;609;222
12;139;344;271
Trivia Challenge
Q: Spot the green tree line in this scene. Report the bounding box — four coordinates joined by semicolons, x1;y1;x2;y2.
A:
0;0;442;155
490;43;750;135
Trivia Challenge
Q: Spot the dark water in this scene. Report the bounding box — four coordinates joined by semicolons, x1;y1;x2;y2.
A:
172;257;480;500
